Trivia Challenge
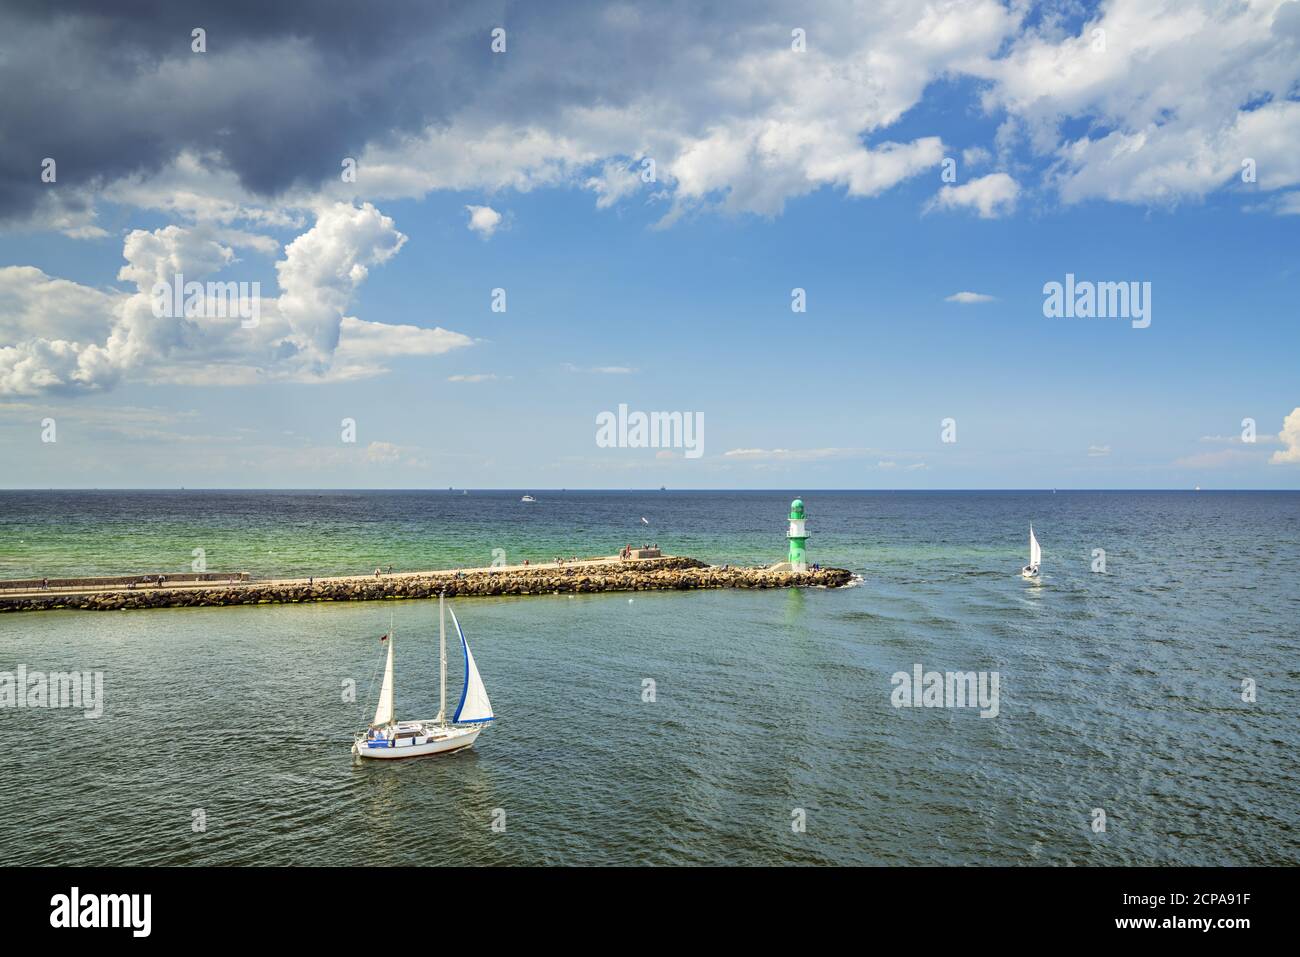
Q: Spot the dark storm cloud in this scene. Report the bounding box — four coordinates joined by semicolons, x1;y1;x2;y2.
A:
0;0;789;225
0;0;810;225
0;0;507;221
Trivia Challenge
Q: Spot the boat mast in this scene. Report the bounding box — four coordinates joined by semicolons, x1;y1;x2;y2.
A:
437;591;447;725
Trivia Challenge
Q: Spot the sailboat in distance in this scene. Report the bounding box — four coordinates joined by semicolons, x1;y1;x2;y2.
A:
352;592;495;759
1021;524;1042;581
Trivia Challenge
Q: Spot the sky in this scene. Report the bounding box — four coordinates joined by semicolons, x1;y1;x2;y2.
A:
0;0;1298;489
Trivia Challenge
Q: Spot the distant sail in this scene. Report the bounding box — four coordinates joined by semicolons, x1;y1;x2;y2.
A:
372;631;395;727
449;606;494;723
1029;525;1042;567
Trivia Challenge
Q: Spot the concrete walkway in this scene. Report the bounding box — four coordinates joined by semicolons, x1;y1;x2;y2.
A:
0;555;662;600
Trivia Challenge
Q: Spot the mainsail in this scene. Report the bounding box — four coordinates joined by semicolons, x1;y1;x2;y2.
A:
1029;525;1042;568
449;606;494;723
371;631;395;727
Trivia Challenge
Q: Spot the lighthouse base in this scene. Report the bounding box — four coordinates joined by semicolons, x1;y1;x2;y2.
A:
768;561;808;573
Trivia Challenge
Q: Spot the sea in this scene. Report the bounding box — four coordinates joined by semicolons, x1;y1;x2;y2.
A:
0;489;1296;865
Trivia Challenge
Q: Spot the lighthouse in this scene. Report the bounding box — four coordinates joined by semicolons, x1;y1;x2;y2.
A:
787;498;808;572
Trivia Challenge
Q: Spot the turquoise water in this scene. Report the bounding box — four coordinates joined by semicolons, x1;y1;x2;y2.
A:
0;490;1296;865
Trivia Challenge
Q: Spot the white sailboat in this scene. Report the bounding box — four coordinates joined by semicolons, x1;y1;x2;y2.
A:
1021;524;1042;580
352;593;495;759
521;495;536;502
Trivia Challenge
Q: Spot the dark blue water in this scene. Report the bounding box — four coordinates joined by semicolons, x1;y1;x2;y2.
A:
0;490;1296;864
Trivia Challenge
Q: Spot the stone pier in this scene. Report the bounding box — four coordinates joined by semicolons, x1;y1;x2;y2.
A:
0;556;854;613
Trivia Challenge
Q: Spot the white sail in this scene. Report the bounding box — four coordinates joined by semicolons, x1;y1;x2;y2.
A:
371;632;395;727
1029;525;1042;568
449;606;494;723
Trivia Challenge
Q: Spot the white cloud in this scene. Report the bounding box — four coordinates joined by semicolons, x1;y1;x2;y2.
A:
1269;407;1300;464
1088;445;1112;457
973;0;1300;206
102;150;307;229
564;363;636;374
586;161;644;209
1270;191;1300;215
447;373;500;383
364;441;402;464
722;446;931;467
362;0;1007;227
945;291;997;303
0;337;115;395
331;318;472;380
117;224;235;290
0;266;119;348
1198;433;1277;444
1175;448;1260;469
464;204;503;238
1052;101;1300;206
275;202;407;366
723;447;866;461
0;203;473;395
336;318;471;362
927;172;1019;218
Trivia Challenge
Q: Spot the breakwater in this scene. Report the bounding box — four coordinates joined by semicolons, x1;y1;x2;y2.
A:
0;557;854;613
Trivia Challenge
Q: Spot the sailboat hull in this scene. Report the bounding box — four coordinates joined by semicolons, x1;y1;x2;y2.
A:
353;723;482;760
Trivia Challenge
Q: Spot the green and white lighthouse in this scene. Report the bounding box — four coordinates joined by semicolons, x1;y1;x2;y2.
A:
787;498;808;571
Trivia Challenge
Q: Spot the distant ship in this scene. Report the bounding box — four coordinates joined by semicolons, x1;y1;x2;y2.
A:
521;495;536;503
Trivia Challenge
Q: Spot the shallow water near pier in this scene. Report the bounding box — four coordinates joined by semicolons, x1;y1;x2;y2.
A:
0;490;1296;865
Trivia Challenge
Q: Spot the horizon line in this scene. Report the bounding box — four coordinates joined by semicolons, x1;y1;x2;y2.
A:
1;487;1296;494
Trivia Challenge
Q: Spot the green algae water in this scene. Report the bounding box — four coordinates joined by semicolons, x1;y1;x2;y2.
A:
0;490;1296;865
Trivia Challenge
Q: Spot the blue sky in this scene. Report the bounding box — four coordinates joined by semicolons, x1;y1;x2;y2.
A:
1;0;1298;488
